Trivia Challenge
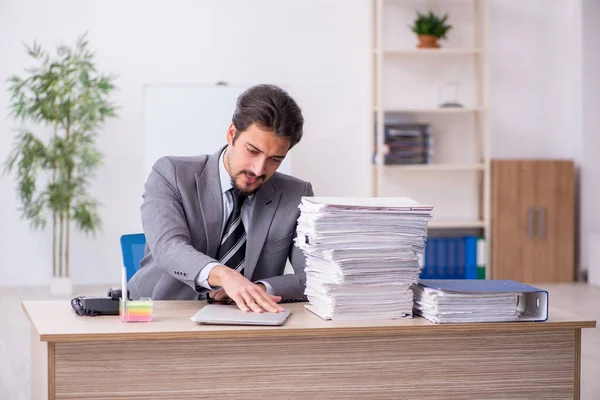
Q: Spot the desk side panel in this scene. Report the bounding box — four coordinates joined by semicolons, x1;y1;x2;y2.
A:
30;325;50;400
53;329;575;400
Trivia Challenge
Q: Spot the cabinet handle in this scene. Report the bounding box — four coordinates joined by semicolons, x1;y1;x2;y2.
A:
538;207;546;239
527;207;535;239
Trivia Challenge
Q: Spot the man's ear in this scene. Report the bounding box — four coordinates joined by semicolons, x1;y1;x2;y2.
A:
226;123;236;146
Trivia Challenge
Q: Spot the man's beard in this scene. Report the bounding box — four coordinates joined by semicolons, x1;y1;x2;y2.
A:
226;148;265;196
230;172;265;197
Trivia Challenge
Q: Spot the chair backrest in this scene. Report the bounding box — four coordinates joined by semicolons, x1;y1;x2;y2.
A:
120;233;146;281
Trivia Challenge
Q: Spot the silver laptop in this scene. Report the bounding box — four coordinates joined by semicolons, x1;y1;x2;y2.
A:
190;304;292;326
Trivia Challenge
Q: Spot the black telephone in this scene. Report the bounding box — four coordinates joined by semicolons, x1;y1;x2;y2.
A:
70;288;129;316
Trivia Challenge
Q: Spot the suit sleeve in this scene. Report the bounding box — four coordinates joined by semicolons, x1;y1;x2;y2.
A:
256;181;314;300
141;157;218;293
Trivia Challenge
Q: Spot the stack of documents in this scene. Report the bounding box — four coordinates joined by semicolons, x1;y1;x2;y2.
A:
413;279;549;323
295;197;433;320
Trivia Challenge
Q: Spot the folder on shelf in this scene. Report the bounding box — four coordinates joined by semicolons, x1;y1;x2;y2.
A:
476;237;486;279
464;236;478;279
416;279;549;323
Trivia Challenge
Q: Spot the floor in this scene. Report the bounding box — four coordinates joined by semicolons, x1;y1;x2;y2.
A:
0;283;598;400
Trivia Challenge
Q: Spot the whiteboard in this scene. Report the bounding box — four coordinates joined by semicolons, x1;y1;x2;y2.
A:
142;84;292;176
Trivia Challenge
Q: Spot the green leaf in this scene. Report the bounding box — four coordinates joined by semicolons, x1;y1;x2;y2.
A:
72;198;102;236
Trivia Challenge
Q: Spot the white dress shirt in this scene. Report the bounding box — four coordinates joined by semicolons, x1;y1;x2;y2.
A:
195;148;273;294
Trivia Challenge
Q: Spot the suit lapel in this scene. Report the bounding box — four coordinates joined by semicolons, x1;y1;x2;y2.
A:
195;148;224;258
244;179;282;280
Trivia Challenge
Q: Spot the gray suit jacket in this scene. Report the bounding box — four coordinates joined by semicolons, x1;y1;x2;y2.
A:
128;147;314;301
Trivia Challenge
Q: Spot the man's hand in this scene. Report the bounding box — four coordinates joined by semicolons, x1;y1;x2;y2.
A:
208;266;284;313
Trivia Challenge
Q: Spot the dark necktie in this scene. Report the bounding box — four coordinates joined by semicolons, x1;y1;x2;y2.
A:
217;190;247;274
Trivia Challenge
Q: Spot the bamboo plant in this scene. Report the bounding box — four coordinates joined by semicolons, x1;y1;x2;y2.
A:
4;33;118;279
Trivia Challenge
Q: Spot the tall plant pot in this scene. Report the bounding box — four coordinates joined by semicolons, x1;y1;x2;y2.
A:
50;276;73;296
417;35;440;48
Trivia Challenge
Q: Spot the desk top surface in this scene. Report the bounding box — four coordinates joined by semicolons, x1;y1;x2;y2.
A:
22;300;597;343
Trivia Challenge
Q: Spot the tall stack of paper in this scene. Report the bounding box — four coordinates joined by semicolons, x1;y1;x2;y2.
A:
413;279;549;323
295;197;433;320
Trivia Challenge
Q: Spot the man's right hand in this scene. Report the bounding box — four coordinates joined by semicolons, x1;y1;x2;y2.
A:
207;265;284;313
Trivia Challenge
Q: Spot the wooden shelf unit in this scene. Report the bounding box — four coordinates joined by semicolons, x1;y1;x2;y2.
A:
372;0;492;275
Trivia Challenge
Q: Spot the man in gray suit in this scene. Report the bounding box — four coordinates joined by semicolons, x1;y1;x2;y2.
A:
128;84;313;313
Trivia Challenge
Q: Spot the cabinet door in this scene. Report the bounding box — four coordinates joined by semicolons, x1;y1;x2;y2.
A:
533;161;575;282
491;160;537;281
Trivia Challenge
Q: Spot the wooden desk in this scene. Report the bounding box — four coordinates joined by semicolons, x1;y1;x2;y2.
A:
23;300;596;400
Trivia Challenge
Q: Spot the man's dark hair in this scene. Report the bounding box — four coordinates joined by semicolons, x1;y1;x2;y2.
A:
231;84;304;149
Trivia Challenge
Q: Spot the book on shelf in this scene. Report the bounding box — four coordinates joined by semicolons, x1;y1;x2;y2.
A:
373;123;434;165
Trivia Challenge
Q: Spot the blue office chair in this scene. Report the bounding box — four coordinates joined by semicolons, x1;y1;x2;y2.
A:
120;233;146;281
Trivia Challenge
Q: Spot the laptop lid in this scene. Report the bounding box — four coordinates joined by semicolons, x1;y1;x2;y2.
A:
190;304;292;326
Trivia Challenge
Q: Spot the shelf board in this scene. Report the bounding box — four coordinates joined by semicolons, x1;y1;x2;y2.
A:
428;219;486;229
376;164;486;171
375;48;482;56
374;107;484;113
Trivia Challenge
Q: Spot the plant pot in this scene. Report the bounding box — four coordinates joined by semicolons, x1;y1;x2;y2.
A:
417;35;440;49
50;276;73;296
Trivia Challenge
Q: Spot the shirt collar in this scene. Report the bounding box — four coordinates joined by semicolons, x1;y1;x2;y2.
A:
218;147;232;195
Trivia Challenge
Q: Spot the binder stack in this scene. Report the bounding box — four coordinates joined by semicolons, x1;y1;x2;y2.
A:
413;279;549;323
295;197;433;320
419;236;487;279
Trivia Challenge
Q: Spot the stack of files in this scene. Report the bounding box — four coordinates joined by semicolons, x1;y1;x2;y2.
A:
295;197;433;320
413;279;549;324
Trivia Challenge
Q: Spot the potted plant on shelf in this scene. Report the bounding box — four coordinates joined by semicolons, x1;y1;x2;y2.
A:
409;10;452;49
4;33;118;295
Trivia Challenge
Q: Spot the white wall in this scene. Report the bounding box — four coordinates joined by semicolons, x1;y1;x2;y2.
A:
0;0;372;286
489;0;576;159
580;0;600;285
0;0;593;286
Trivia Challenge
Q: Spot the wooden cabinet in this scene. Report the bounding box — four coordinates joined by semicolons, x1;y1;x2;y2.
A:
491;160;575;282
